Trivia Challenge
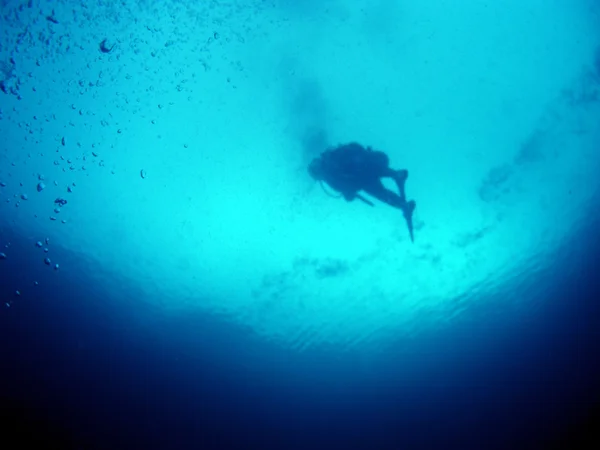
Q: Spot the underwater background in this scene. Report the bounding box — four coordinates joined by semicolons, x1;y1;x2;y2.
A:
1;0;600;448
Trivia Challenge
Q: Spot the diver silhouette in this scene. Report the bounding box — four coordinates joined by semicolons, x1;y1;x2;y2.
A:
308;142;417;242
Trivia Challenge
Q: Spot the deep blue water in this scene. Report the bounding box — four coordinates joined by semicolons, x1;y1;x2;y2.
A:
1;221;599;449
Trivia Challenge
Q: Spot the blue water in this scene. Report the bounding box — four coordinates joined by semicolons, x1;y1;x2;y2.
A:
1;1;600;449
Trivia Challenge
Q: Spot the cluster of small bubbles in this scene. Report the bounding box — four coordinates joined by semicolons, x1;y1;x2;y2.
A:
33;238;60;270
0;34;130;302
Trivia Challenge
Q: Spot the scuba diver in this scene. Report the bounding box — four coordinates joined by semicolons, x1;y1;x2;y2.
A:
308;142;417;242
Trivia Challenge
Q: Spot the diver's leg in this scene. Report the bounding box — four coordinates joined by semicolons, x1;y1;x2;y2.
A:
362;179;407;210
363;180;416;241
382;168;408;200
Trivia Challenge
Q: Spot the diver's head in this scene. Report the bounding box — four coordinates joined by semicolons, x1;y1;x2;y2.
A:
308;158;325;181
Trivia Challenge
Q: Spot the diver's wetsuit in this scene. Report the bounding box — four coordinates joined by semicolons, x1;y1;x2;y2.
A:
309;142;416;241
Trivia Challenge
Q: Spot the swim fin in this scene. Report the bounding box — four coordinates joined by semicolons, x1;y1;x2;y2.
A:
403;200;416;242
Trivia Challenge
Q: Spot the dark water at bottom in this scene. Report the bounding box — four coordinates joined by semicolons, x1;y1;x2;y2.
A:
1;221;599;450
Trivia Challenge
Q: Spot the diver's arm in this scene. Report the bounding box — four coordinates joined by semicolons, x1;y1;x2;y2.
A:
343;190;374;206
356;193;375;206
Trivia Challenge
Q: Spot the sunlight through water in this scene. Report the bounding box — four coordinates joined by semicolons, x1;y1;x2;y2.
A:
1;0;599;349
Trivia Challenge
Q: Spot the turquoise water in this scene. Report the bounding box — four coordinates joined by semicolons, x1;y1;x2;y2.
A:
1;1;600;448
